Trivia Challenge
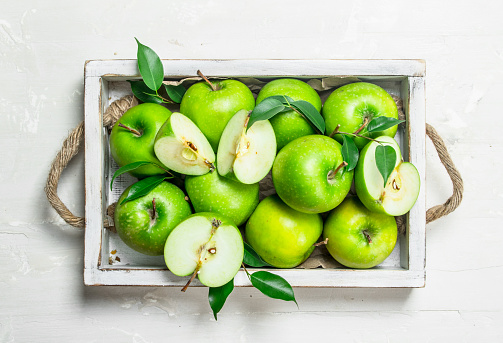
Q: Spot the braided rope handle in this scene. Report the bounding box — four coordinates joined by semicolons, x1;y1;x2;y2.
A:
45;96;463;229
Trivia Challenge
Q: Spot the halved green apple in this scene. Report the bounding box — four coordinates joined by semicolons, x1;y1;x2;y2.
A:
355;136;420;216
217;109;276;184
154;112;215;175
164;212;244;289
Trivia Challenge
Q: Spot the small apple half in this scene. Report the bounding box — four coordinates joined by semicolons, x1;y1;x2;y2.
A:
154;112;215;175
355;136;420;216
164;212;244;289
217;109;276;184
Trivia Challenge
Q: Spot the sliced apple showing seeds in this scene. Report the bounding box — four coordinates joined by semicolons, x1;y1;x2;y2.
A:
217;109;276;184
164;212;244;289
154;112;215;176
355;136;420;216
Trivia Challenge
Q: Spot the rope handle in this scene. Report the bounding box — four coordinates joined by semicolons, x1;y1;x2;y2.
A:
44;96;463;229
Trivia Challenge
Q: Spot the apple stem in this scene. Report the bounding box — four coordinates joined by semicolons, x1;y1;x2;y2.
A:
353;117;369;135
118;123;141;137
151;198;156;220
197;70;218;91
313;238;329;247
181;264;200;292
328;161;348;180
363;230;372;244
328;124;341;138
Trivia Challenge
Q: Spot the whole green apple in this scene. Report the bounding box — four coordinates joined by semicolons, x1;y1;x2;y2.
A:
323;197;397;269
185;170;259;226
272;135;353;213
256;78;322;151
245;195;323;268
322;82;399;149
114;181;192;256
110;103;172;178
180;78;255;151
164;212;244;288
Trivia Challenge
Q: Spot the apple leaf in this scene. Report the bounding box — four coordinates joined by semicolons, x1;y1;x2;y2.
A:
290;100;325;134
375;145;397;187
250;271;298;307
264;95;295;106
164;84;186;104
208;278;234;321
243;242;272;267
120;175;171;205
247;98;285;131
341;135;359;172
129;81;163;104
110;161;157;190
366;117;404;133
135;38;164;91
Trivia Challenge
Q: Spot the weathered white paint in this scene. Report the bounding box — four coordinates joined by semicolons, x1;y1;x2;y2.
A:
1;0;502;341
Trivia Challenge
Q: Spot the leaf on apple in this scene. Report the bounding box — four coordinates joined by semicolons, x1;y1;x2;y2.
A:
110;161;172;190
341;135;359;173
366;117;404;133
208;278;234;321
164;84;186;104
120;175;172;205
129;81;163;104
247;98;285;130
264;95;295;106
250;271;298;307
243;242;272;267
135;37;164;91
290;100;325;134
375;145;397;188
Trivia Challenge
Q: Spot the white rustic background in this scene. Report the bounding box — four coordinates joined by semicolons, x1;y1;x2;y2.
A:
1;0;501;341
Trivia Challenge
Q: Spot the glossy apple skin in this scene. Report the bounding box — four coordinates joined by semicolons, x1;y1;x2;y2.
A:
322;82;399;149
114;181;192;256
185;170;259;226
256;78;322;151
109;103;172;178
245;195;323;268
272;135;353;213
180;79;255;151
323;197;397;269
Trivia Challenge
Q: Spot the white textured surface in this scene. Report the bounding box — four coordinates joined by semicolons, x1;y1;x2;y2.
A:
1;0;502;341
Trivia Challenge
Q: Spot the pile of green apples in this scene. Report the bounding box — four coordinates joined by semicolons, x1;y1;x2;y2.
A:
110;74;421;289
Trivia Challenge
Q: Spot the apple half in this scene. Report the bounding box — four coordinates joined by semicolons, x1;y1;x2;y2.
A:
154;112;215;175
164;212;244;289
355;136;420;216
217;109;276;184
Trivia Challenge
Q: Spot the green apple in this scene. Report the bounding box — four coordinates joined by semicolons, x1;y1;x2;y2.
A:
217;109;276;184
245;195;323;268
355;136;420;216
322;82;399;149
272;135;353;213
185;170;259;226
323;197;398;269
164;212;244;288
114;181;192;256
154;112;215;175
256;78;322;151
109;103;172;178
180;78;255;151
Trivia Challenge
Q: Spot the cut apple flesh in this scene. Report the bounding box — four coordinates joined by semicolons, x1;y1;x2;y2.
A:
164;214;244;288
154;112;215;175
217;109;276;184
380;162;420;216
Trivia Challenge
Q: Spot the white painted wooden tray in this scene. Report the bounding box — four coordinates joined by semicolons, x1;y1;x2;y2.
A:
83;59;426;288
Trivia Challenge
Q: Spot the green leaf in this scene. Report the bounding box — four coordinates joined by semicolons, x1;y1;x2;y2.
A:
164;84;186;103
208;278;234;321
290;100;325;134
110;161;157;190
243;242;271;267
129;81;162;104
341;135;359;172
366;117;404;133
120;175;170;205
375;145;397;187
264;95;295;106
135;38;164;91
247;98;285;130
250;271;297;306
